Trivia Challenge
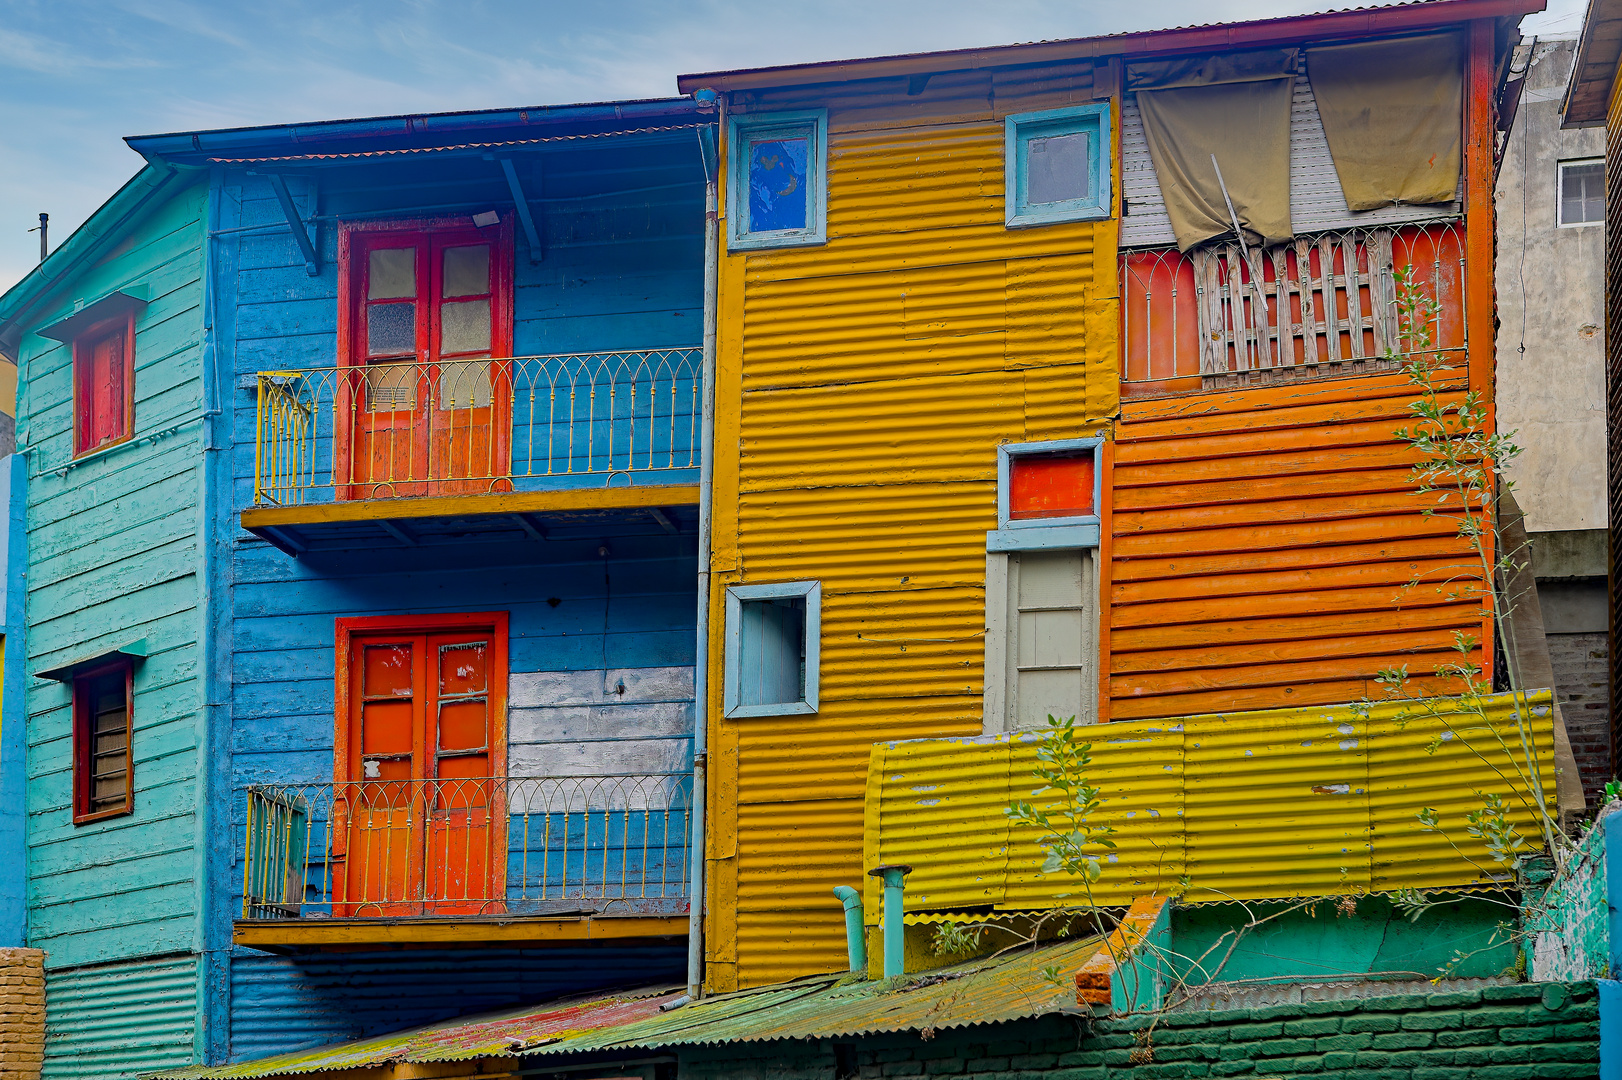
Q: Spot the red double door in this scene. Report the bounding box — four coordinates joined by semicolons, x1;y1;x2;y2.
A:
333;615;508;916
337;220;515;500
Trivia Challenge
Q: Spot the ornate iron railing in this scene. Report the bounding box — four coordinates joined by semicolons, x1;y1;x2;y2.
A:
252;348;702;505
241;773;692;919
1121;222;1466;384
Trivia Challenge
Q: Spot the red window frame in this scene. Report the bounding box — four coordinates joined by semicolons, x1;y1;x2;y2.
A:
72;657;135;825
71;311;135;458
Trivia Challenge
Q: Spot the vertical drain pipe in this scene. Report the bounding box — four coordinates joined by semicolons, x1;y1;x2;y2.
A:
832;886;866;974
685;88;722;1003
868;864;912;979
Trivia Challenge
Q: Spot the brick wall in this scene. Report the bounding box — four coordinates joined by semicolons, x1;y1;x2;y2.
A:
0;948;44;1080
677;982;1599;1079
1550;631;1613;802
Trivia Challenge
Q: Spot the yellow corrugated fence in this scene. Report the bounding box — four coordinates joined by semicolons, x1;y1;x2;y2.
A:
864;691;1556;921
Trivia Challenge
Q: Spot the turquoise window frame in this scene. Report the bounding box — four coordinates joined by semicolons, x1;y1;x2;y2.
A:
1004;103;1112;229
987;437;1104;553
727;109;828;251
723;580;822;718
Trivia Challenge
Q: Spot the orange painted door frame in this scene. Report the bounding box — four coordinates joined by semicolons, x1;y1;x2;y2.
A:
332;611;510;916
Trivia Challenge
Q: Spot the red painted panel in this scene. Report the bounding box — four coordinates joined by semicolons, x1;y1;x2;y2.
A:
72;314;134;456
1010;454;1095;520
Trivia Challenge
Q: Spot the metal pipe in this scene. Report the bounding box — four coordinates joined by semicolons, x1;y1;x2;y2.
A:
868;864;912;979
832;885;866;973
34;214;47;262
685;88;721;1001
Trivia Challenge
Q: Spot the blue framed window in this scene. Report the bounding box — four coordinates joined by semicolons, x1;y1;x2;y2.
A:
1004;104;1112;229
724;581;822;718
727;110;828;251
987;437;1104;552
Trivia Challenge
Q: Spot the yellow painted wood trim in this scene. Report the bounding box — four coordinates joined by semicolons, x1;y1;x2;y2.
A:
242;484;700;530
232;914;688;948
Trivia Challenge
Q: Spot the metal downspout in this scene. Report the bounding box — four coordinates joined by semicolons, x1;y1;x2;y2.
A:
687;94;721;1001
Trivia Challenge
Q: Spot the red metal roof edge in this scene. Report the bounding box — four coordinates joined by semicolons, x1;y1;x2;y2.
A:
1563;0;1622;123
675;0;1544;93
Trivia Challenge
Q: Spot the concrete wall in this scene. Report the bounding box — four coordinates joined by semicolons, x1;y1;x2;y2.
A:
1495;37;1607;533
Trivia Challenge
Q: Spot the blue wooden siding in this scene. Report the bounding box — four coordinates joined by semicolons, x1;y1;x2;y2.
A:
227;944;685;1062
214;139;705;1059
17;179;209;972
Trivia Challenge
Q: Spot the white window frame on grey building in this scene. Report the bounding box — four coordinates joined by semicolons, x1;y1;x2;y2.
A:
1558;159;1604;227
724;581;821;718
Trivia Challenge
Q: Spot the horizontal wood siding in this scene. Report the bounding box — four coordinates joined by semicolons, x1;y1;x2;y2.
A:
217;146;704;1046
711;67;1119;991
17;180;208;970
1108;371;1487;721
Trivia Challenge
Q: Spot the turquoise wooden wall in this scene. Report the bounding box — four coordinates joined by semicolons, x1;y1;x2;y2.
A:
16;176;209;976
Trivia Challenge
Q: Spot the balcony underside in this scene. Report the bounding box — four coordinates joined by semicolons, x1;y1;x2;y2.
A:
234;911;689;953
242;483;700;554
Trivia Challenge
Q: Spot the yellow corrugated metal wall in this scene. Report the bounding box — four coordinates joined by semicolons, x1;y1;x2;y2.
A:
865;691;1557;917
707;61;1122;991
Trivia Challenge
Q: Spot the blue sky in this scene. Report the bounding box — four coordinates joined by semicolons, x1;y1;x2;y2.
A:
0;0;1584;293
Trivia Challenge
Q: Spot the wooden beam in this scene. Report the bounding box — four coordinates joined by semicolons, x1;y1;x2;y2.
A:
648;507;678;534
241;484;701;532
233;914;688;950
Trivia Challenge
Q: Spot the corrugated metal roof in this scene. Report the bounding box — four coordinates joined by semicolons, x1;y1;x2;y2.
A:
675;0;1542;93
204;123;703;164
156;937;1101;1078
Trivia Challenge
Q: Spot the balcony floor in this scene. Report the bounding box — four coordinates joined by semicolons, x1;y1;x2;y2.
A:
242;483;700;555
234;911;689;953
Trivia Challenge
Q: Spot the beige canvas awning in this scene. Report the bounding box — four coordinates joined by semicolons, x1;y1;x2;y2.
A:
1128;49;1298;251
1306;33;1463;211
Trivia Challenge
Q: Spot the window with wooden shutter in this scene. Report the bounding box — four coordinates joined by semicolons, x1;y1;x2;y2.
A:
71;312;135;457
73;658;134;824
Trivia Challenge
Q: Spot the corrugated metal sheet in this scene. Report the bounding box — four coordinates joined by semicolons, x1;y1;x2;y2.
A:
1120;71;1461;249
1109;370;1484;721
163;936;1101;1078
866;691;1556;910
45;953;197;1080
716;83;1119;990
227;945;688;1063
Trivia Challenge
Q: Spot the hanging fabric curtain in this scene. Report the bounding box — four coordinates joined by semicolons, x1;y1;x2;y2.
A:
1128;48;1298;252
1305;33;1463;211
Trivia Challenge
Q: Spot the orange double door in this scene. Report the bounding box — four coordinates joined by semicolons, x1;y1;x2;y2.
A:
333;613;509;917
336;219;515;500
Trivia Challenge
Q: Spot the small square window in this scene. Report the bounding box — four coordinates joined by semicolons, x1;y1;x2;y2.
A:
73;658;134;824
72;312;135;457
1005;104;1112;229
724;581;821;718
1559;160;1604;227
728;111;828;251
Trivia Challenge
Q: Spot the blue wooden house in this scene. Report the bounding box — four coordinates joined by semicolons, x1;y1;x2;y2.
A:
0;95;716;1077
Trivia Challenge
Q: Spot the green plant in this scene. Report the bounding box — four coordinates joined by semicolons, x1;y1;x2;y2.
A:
1005;714;1117;890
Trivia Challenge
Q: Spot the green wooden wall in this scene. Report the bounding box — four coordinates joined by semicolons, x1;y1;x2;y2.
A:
17;176;209;973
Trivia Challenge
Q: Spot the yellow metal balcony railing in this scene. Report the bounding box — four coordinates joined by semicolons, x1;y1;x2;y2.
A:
253;348;702;506
242;773;692;920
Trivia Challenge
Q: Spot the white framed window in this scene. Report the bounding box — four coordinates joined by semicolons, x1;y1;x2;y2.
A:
724;581;821;718
1005;104;1112;229
1559;159;1604;227
727;110;828;251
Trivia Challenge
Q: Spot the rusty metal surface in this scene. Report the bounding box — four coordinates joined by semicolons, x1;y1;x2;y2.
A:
156;986;683;1077
160;937;1102;1077
866;691;1557;911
